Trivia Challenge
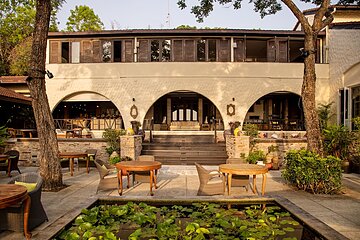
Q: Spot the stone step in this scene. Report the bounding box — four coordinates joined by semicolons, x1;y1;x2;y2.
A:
142;143;226;151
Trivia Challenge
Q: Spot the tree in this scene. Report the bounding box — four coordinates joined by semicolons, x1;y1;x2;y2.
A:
178;0;360;155
27;0;64;191
0;0;63;75
66;5;104;32
9;37;32;75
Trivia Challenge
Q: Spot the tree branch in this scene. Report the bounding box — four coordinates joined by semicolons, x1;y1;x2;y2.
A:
312;0;331;32
281;0;311;34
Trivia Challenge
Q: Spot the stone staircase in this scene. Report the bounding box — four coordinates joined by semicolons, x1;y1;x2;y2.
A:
141;133;227;165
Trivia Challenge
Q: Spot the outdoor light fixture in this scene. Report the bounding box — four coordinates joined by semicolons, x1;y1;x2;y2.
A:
299;48;316;58
132;98;135;102
27;68;54;81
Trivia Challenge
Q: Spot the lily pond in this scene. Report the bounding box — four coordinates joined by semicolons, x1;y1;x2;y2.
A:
54;200;325;240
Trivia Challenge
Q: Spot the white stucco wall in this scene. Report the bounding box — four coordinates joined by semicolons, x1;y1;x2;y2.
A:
328;29;360;123
46;62;329;129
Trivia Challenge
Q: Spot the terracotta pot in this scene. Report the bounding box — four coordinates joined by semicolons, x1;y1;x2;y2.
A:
341;160;350;173
265;163;273;169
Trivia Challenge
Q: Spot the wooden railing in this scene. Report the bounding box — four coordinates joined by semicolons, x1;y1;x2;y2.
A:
54;118;123;130
243;119;305;131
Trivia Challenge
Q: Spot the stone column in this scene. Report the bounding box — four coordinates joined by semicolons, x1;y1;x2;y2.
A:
226;135;250;159
167;98;171;125
198;98;203;124
120;135;142;160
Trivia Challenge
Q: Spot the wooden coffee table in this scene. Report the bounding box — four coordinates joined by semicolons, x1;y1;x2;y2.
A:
0;184;31;239
59;152;88;176
0;154;11;177
116;161;162;196
219;164;268;196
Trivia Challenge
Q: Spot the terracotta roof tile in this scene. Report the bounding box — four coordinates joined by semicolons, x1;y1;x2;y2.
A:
0;86;31;103
0;76;28;84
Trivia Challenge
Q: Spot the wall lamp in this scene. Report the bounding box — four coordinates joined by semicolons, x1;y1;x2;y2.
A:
300;48;316;58
27;69;54;81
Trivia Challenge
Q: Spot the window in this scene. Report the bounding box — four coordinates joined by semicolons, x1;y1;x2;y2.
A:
102;41;112;62
114;41;122;62
208;39;217;61
197;40;205;61
246;39;267;62
151;40;160;62
162;40;171;61
61;42;70;63
71;42;80;63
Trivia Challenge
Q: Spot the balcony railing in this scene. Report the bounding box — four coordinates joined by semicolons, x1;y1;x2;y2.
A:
54;118;123;130
244;119;305;131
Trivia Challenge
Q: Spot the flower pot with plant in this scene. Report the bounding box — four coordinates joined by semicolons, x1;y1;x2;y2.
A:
266;145;279;170
246;150;265;165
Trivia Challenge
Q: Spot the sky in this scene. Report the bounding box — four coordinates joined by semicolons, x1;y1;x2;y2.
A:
56;0;317;31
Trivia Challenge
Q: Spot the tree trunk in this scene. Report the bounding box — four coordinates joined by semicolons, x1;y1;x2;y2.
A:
27;0;63;191
301;34;324;156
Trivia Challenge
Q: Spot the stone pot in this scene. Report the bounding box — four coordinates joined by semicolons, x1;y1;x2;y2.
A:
341;160;350;173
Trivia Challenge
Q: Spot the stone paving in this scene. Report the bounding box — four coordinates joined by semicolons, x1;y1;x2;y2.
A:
0;165;359;240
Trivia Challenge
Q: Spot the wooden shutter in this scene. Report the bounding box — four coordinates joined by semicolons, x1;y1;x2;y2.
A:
138;39;149;62
81;40;92;63
267;39;276;62
218;39;230;62
123;40;134;62
173;40;183;62
234;39;245;62
49;41;60;63
315;39;320;63
278;40;288;62
184;40;195;62
92;40;101;63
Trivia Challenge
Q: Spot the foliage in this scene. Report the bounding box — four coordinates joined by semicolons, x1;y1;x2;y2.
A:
243;123;259;149
317;102;334;130
0;125;9;148
322;124;355;161
353;116;360;130
66;5;104;32
282;150;342;194
176;24;197;29
9;36;32;75
246;150;265;164
102;129;126;155
0;0;64;75
56;202;301;240
109;156;133;165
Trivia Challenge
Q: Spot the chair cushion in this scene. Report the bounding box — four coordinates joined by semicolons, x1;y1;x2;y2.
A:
101;165;108;171
15;181;37;192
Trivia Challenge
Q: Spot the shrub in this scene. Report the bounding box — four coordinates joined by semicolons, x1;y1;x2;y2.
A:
246;150;265;164
322;124;355;161
0;125;9;149
102;129;126;155
242;124;258;149
282;150;342;194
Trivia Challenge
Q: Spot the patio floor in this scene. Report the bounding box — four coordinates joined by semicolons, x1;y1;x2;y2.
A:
0;165;359;240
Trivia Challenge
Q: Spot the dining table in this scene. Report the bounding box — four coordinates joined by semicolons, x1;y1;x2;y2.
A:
59;152;89;176
116;161;162;196
19;129;37;138
219;163;268;196
0;154;11;177
0;184;31;239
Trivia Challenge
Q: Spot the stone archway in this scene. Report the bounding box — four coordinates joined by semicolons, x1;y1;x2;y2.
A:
142;90;224;131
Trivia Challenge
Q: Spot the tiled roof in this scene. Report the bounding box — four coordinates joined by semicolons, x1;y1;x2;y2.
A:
0;76;28;84
0;86;31;104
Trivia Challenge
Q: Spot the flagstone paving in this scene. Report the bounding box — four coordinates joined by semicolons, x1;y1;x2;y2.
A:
0;165;359;240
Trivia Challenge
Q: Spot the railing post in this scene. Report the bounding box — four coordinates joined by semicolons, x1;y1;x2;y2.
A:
213;117;217;143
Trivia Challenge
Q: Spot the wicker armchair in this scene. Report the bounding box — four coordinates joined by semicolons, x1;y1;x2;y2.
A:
226;158;249;191
94;159;118;193
0;172;48;231
195;163;225;196
0;150;21;176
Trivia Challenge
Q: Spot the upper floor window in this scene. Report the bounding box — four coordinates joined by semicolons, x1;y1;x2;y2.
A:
102;41;112;62
151;39;171;62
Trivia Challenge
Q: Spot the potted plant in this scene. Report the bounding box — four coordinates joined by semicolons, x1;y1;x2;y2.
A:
131;121;141;135
246;150;265;164
265;145;279;170
102;129;126;156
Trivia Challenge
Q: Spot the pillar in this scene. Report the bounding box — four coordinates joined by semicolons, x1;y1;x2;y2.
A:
198;98;203;124
167;98;171;125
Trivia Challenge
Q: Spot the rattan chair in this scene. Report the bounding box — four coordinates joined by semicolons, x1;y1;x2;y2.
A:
0;150;21;176
226;157;249;191
94;159;118;193
133;155;156;183
195;163;225;196
0;172;48;231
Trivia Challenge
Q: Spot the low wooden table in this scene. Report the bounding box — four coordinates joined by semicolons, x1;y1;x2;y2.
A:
116;161;162;196
59;152;88;176
0;184;31;239
219;164;268;196
0;154;11;177
20;129;37;138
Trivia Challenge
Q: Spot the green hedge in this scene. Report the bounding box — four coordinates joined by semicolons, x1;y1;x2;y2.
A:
282;150;342;194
